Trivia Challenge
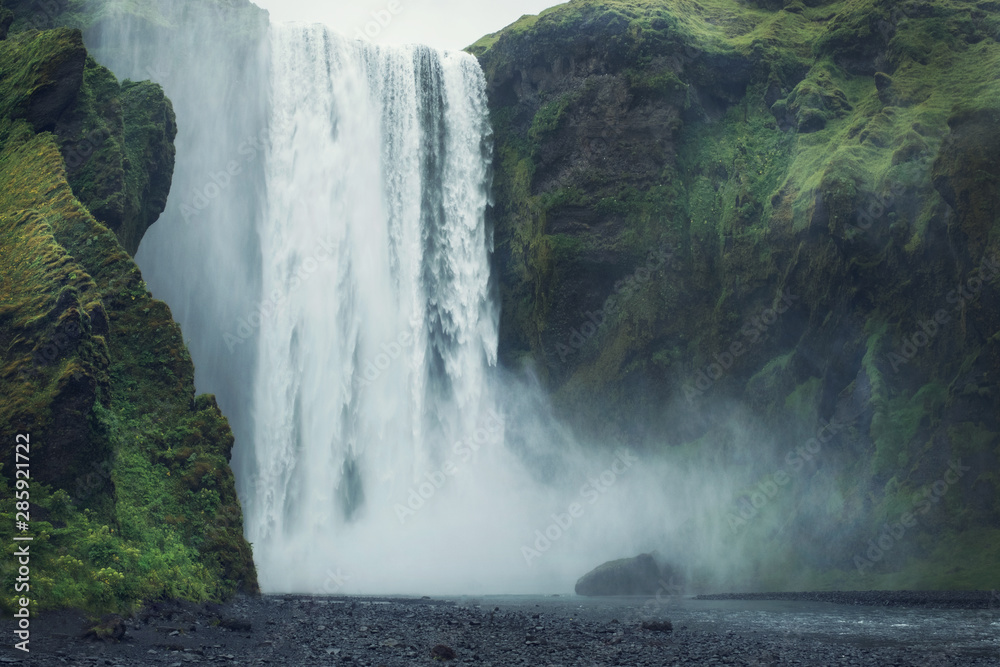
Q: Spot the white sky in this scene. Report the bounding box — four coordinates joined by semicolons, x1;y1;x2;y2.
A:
250;0;561;51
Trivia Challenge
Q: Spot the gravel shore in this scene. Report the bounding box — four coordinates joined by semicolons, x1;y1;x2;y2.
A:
2;593;998;666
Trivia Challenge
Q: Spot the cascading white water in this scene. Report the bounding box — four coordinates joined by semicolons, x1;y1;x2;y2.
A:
245;24;511;593
239;24;701;596
88;10;725;597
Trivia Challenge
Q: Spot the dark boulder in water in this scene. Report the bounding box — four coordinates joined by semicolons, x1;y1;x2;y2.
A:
575;553;679;596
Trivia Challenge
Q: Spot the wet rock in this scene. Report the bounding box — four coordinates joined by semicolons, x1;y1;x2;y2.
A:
0;8;12;41
218;617;252;632
82;614;126;643
575;552;676;596
641;620;673;633
429;643;456;660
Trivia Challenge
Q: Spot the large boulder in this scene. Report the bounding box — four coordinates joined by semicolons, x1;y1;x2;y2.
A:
575;553;679;596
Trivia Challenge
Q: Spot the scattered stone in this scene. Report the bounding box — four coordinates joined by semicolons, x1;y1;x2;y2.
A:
218;618;251;632
5;592;997;665
641;620;673;633
82;615;126;643
430;644;457;660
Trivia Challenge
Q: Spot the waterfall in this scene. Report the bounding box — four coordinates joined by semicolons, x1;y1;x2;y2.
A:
85;12;677;596
245;24;502;592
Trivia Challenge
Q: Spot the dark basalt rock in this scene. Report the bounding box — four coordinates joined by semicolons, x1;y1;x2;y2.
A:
83;614;126;643
933;106;1000;254
430;643;457;660
575;553;678;596
24;29;87;132
0;8;13;40
219;617;253;633
641;619;673;633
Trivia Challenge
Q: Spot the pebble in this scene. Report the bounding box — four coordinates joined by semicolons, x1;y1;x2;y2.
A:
1;592;996;666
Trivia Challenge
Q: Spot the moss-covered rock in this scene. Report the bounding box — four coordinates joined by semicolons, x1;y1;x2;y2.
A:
55;55;177;256
475;0;1000;589
0;27;175;255
0;4;14;41
575;553;666;596
932;106;1000;254
0;27;255;616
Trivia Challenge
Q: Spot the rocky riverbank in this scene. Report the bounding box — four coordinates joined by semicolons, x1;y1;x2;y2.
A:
3;593;998;666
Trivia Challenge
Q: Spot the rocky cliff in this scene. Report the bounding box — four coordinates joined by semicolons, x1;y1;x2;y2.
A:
0;5;256;615
474;0;999;588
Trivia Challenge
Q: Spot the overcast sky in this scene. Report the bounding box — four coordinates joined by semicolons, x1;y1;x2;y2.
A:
250;0;560;51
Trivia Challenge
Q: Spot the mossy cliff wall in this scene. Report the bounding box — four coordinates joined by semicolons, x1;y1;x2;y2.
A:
474;0;999;588
1;1;179;256
0;15;256;615
75;0;271;469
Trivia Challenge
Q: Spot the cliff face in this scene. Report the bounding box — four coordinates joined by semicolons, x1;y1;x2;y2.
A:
475;0;999;588
1;1;177;255
0;18;256;614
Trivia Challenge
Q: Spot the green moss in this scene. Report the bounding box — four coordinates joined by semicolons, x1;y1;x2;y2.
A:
784;376;822;422
478;0;1000;588
0;28;175;255
781;64;853;132
0;29;254;616
529;94;574;143
757;528;1000;590
623;67;688;104
467;13;541;55
870;382;947;475
0;27;86;125
117;79;176;253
